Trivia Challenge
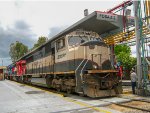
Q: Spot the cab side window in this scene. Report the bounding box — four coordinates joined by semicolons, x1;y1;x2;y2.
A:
56;38;65;51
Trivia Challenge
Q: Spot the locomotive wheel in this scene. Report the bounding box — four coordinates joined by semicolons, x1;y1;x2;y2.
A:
57;87;61;92
46;76;53;88
67;88;71;94
23;76;26;83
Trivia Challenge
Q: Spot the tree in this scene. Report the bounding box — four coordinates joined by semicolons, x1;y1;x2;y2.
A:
114;44;131;56
114;44;136;79
116;52;136;70
33;36;47;49
9;41;28;62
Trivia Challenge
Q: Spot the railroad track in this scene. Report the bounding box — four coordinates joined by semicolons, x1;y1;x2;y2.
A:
105;97;150;113
115;101;150;112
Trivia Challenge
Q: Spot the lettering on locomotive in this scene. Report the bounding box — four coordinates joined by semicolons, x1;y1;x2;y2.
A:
57;53;66;59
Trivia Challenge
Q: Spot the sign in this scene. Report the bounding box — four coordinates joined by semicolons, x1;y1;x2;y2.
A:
125;9;131;16
57;53;66;59
97;12;118;22
127;17;134;25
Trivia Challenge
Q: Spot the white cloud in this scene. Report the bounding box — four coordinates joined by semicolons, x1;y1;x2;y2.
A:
0;20;36;66
131;46;136;57
130;43;150;58
0;0;123;37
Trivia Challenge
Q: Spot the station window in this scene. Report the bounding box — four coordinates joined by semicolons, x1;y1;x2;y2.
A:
56;38;65;51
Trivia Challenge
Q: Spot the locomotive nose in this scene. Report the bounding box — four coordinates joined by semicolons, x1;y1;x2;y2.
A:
79;40;110;70
80;40;106;70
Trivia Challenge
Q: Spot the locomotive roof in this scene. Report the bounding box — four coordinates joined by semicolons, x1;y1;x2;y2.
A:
18;11;124;61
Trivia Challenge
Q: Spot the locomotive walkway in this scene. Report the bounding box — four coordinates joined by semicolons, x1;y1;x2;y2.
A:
0;80;150;113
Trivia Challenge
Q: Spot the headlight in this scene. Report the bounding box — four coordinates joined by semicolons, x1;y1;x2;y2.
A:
89;45;95;49
93;65;98;69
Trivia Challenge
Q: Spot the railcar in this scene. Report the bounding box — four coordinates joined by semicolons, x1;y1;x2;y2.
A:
7;64;15;80
0;66;6;80
8;29;122;98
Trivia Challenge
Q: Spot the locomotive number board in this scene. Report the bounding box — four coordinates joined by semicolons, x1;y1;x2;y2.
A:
97;12;118;22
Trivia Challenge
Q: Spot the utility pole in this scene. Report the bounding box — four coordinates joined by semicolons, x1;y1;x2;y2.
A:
0;58;11;66
2;59;3;66
133;1;142;89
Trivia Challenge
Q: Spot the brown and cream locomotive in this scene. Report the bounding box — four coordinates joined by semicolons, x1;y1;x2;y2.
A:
8;29;122;98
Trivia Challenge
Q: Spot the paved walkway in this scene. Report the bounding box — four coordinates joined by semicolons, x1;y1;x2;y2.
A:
2;80;149;113
0;80;93;113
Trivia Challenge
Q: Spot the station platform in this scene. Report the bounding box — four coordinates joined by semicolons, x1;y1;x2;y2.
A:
122;80;131;86
0;80;150;113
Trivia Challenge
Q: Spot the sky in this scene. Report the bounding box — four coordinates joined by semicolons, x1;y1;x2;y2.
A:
0;0;143;66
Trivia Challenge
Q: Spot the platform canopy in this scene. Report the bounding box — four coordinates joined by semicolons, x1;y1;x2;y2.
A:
19;11;130;60
47;11;125;43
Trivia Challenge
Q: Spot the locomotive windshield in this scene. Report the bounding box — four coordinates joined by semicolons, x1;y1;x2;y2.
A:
68;36;102;46
68;36;88;46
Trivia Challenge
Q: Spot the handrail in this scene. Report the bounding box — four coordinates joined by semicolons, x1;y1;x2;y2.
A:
80;54;91;81
81;59;89;74
75;59;86;72
74;55;90;90
80;59;89;81
75;59;86;87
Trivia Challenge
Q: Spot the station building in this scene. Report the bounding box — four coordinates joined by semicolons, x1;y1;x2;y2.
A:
0;66;6;80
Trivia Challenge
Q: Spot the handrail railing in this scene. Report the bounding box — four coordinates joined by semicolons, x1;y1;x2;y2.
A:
80;59;89;74
75;53;91;85
75;59;86;72
75;59;87;87
80;54;91;80
80;59;89;81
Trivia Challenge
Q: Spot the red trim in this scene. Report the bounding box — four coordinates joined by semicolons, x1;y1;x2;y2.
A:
96;11;117;15
16;60;26;76
106;0;132;13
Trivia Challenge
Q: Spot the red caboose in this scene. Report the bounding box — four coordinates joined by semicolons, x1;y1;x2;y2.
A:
16;60;26;76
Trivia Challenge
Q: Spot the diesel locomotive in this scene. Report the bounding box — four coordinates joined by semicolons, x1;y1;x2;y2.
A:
7;29;122;98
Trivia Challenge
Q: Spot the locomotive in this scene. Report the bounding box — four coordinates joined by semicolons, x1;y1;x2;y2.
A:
7;29;122;98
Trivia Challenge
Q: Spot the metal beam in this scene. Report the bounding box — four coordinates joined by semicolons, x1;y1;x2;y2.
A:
133;1;142;89
106;0;132;13
103;26;150;45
